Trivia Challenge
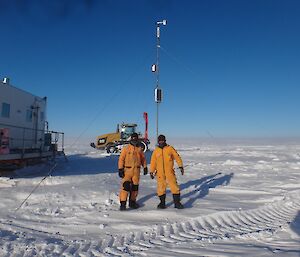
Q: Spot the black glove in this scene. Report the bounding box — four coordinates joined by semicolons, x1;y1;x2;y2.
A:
179;167;184;175
118;168;124;178
150;173;155;179
143;167;148;175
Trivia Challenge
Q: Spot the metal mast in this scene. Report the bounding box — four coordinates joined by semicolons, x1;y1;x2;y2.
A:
153;19;167;141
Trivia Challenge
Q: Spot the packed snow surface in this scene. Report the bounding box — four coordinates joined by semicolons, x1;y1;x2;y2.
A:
0;138;300;256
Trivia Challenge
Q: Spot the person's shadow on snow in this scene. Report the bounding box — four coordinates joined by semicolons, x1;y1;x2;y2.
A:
289;211;300;257
180;172;234;208
138;172;233;208
290;211;300;235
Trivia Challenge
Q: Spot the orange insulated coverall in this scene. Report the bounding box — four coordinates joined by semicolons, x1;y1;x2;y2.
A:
150;145;183;196
118;144;147;202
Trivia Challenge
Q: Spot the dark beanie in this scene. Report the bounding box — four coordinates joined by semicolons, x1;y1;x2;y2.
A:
157;134;166;142
131;133;138;139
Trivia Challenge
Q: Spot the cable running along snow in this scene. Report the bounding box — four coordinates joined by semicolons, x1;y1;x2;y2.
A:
15;162;58;212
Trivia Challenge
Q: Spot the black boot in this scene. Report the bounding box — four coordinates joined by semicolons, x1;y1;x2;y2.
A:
129;200;140;209
157;194;166;209
120;201;126;211
173;194;184;209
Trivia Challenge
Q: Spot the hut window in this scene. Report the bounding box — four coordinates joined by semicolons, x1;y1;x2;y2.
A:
40;111;44;121
1;103;10;118
26;110;33;122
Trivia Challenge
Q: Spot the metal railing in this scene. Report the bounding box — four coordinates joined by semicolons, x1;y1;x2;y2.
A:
0;122;64;155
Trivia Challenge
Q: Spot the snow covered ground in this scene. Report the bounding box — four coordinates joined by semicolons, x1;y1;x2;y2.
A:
0;138;300;256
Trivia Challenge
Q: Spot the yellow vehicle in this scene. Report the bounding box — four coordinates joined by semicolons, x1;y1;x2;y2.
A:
90;113;150;153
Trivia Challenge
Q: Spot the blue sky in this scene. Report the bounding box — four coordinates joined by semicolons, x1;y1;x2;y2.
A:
1;0;300;139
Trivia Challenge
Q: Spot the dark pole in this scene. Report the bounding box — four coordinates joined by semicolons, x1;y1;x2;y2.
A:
155;20;167;141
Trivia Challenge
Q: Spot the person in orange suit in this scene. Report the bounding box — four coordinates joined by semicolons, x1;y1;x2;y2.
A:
118;133;148;210
150;134;184;209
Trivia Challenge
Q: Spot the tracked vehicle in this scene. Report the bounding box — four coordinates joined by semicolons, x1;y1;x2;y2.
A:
90;113;150;153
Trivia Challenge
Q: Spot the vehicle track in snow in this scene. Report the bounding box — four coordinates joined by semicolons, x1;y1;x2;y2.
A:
1;191;299;257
